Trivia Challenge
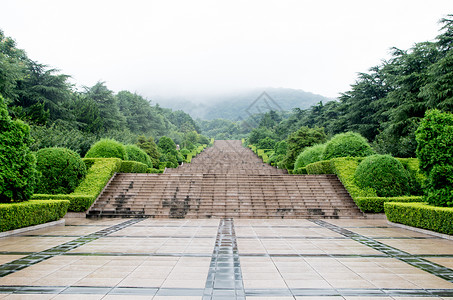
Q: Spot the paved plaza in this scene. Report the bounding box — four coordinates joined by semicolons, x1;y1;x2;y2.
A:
1;218;453;299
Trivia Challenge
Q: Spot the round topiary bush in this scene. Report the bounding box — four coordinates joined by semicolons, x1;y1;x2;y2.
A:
294;144;325;170
354;154;411;197
125;144;153;168
322;132;374;160
35;147;87;194
84;139;128;160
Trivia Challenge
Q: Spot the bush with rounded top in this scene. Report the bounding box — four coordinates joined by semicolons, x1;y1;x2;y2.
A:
84;138;128;160
294;144;325;170
354;154;411;197
0;95;38;203
322;132;374;160
125;144;152;168
35;147;87;194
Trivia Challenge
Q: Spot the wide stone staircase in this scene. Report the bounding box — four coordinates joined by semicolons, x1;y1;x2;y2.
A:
87;140;364;219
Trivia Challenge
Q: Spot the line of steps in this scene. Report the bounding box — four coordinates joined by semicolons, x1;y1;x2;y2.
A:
87;140;364;219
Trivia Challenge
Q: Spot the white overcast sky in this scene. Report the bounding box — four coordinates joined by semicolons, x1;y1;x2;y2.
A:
1;0;452;99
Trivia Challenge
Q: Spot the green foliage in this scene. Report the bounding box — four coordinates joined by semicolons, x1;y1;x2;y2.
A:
385;202;453;235
323;132;374;160
85;138;128;160
283;126;327;170
35;147;87;195
257;137;276;149
294;144;325;170
125;144;152;168
158;136;180;168
354;155;411;197
397;158;425;196
274;140;288;155
416;109;453;207
293;167;308;174
136;136;160;168
0;200;69;232
0;95;37;203
147;168;163;173
305;160;335;175
70;158;122;211
247;127;276;145
356;196;423;213
31;194;93;213
120;161;149;173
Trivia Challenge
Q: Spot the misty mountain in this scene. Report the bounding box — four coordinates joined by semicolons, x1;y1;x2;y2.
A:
153;87;331;120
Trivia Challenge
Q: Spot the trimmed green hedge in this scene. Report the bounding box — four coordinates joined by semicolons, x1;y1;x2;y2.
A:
32;158;122;212
385;202;453;235
305;157;423;213
120;161;148;173
147;168;164;173
0;200;70;232
356;196;423;213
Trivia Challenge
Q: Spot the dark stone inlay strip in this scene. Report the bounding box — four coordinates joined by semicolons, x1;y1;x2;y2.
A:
0;218;144;277
1;285;453;297
312;219;453;282
203;218;245;300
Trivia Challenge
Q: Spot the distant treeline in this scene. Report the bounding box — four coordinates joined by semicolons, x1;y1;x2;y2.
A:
244;15;453;158
0;30;199;155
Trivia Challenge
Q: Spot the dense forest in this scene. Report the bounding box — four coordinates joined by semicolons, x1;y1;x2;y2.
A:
0;30;200;156
245;15;453;158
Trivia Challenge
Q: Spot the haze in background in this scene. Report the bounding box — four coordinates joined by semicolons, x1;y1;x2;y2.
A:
1;0;452;106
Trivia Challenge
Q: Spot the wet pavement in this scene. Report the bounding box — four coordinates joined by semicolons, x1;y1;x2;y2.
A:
1;218;453;299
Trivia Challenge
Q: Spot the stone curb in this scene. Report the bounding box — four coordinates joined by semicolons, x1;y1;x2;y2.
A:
0;219;65;238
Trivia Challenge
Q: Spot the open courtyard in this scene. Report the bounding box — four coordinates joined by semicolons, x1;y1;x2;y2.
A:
1;218;453;299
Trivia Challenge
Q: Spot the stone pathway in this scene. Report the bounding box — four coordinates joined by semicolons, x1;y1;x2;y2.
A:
1;218;453;299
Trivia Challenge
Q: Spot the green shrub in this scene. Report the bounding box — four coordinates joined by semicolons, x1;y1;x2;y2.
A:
293;167;308;174
356;196;423;213
416;110;453;207
120;161;148;173
0;95;38;203
85;138;128;160
31;194;92;212
257;137;276;149
305;160;334;174
125;144;152;167
294;144;325;170
322;132;374;160
33;158;122;212
136;136;160;168
0;200;69;232
397;158;425;196
283;126;327;170
385;202;453;235
273;140;288;155
147;168;163;173
354;155;411;197
35;148;87;195
268;153;285;167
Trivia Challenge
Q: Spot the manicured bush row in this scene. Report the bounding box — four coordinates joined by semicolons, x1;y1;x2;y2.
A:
356;196;423;213
120;161;149;173
0;200;69;232
147;168;164;173
31;194;93;212
385;202;453;235
305;159;335;174
32;158;122;212
293;167;308;174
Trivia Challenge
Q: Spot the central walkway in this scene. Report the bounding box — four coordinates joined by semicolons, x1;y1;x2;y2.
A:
1;218;453;299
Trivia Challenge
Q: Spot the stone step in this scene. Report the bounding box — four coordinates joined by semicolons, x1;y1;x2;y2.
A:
87;140;364;219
